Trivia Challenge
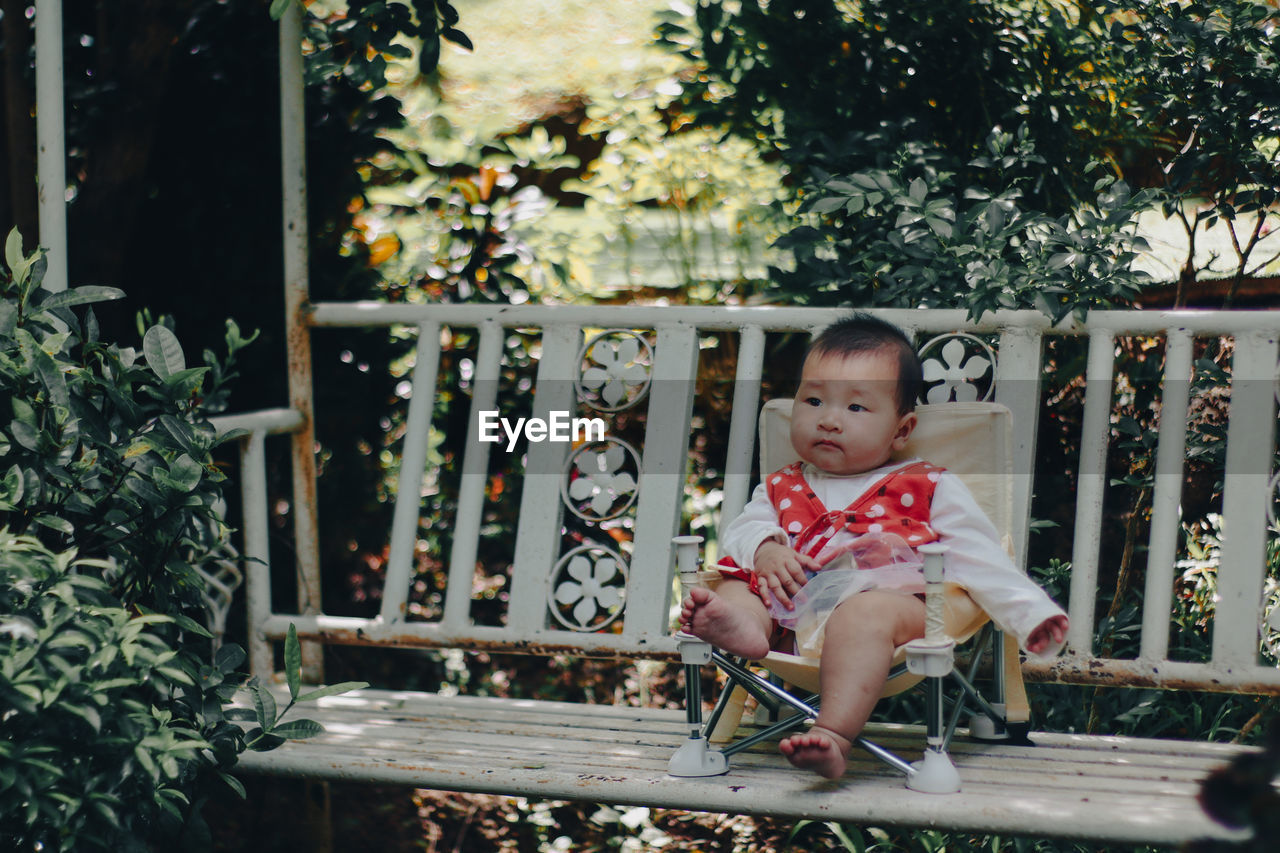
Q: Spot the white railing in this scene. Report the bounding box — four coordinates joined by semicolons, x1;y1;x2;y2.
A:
213;304;1280;695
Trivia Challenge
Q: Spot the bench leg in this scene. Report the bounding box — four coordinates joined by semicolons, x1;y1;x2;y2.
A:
669;633;729;777
307;779;334;853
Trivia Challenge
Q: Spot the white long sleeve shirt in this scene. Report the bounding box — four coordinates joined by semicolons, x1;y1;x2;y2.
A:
720;459;1067;657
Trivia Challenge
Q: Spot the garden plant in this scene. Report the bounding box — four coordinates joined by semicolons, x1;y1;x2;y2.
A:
0;230;363;850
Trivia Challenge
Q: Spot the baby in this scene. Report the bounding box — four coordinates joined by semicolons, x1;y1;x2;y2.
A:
680;312;1068;779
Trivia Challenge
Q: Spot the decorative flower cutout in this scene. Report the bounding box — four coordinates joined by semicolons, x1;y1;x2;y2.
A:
549;547;628;631
577;331;652;412
920;335;995;403
562;439;640;521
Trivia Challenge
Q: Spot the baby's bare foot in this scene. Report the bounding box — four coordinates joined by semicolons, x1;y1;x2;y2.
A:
779;726;851;779
680;587;770;659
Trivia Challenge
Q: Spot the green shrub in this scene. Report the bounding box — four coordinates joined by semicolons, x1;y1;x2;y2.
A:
1;229;361;849
779;129;1154;321
0;229;256;850
0;530;244;851
0;229;253;615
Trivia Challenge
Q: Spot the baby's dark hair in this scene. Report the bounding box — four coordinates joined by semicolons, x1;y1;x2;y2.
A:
805;312;923;415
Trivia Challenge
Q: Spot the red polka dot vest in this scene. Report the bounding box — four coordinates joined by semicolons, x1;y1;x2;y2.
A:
765;460;943;561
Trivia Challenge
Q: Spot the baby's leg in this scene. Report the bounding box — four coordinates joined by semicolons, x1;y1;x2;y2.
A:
780;590;925;779
680;579;773;660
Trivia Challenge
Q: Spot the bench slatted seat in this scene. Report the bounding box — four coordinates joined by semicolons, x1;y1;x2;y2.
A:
216;304;1280;845
236;686;1249;846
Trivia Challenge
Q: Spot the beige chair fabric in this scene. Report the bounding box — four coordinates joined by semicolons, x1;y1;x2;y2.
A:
758;399;1013;540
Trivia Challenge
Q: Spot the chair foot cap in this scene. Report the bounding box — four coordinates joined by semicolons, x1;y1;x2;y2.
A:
668;737;729;777
906;748;961;794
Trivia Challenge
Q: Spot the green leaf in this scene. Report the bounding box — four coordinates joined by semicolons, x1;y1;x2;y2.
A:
285;624;301;700
124;474;167;504
164;366;210;396
33;515;75;536
271;718;325;740
167;453;204;492
155;666;195;686
418;30;441;75
7;420;38;451
296;681;370;703
4;226;20;272
908;177;928;204
249;681;277;729
786;820;816;842
809;196;846;215
3;465;24;504
34;349;70;409
215;643;246;673
5;227;30;284
245;729;287;751
11;396;36;426
1115;416;1143;437
171;612;213;639
219;771;247;799
268;0;294;21
64;704;103;733
143;325;185;380
925;217;953;239
40;286;126;310
157;414;200;454
828;822;865;852
441;27;473;51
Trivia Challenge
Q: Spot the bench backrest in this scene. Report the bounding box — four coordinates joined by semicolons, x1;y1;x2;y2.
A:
216;305;1280;697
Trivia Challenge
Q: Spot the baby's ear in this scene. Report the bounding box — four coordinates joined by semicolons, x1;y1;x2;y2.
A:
892;411;917;448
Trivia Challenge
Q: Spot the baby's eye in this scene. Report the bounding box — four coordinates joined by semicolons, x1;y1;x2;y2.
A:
847;403;865;412
803;397;822;407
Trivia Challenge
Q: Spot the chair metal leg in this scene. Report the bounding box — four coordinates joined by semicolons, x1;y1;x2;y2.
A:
968;625;1011;741
668;632;729;777
945;623;992;747
711;651;820;719
904;544;961;793
704;680;745;743
668;536;993;786
668;535;729;776
721;708;812;757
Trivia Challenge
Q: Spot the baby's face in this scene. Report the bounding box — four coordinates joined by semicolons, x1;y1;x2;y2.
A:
790;349;916;476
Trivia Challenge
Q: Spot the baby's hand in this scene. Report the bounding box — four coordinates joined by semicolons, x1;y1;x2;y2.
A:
1026;615;1069;655
753;540;820;610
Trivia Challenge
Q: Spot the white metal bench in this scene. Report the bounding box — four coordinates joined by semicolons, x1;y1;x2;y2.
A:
213;302;1279;846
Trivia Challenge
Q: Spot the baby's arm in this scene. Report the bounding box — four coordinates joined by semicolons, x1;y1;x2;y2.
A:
720;482;788;568
930;473;1070;657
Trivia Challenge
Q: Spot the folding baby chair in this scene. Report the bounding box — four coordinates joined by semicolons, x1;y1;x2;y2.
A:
669;400;1032;792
